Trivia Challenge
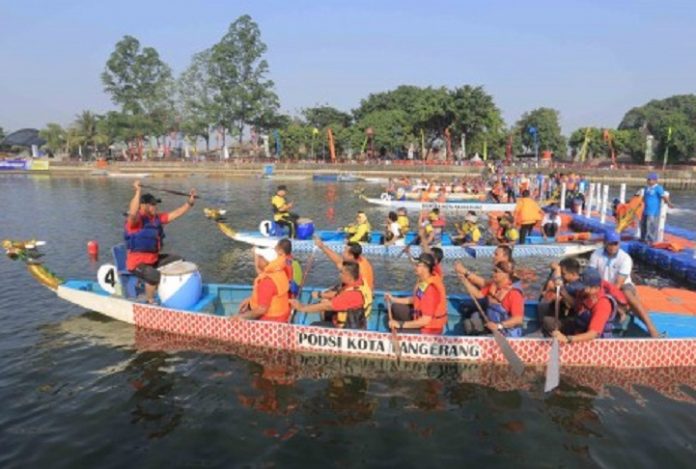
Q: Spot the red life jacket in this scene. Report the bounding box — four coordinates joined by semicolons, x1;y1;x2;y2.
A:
413;276;447;335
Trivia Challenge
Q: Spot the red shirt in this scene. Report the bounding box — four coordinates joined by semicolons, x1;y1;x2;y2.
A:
125;212;169;271
255;277;278;308
581;294;613;334
480;283;524;318
415;283;440;318
331;285;365;311
601;280;628;305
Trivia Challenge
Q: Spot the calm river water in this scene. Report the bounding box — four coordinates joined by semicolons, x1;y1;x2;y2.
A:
0;174;694;467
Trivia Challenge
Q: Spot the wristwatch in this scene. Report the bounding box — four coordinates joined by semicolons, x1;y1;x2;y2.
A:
497;323;504;331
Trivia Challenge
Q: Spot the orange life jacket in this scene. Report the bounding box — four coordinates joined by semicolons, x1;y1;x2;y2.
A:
413;276;447;335
356;256;374;290
251;268;290;323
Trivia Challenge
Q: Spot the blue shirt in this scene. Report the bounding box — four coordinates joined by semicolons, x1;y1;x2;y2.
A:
643;184;665;216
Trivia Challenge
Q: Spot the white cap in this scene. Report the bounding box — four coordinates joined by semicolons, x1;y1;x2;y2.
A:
255;247;277;262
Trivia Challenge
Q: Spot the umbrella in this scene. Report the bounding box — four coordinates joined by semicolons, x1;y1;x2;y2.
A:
1;128;46;147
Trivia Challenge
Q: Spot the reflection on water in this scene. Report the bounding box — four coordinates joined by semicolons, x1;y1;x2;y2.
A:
1;176;695;466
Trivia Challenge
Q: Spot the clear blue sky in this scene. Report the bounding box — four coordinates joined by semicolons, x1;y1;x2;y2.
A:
1;0;695;135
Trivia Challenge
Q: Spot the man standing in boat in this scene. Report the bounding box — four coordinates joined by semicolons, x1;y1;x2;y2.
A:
272;185;299;238
588;232;660;338
125;180;196;304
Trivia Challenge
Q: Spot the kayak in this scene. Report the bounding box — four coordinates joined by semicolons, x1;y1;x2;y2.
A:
362;195;516;212
202;213;601;259
5;240;695;369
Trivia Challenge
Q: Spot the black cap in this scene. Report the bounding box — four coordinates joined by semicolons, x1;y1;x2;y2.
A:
277;185;287;191
412;253;435;269
140;193;161;205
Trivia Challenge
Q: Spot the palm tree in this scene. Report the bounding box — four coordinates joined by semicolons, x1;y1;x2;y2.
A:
73;110;100;158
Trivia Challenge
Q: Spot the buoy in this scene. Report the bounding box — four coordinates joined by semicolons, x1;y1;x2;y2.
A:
87;240;99;260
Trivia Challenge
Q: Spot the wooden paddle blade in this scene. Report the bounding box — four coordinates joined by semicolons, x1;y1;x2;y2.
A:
492;329;525;376
544;337;560;392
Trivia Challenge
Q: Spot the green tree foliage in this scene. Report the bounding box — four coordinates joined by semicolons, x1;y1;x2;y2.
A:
277;120;314;159
101;36;173;116
0;126;5;141
351;85;504;157
618;94;696;163
303;106;352;129
178;49;216;151
354;110;413;154
39;123;66;154
513;107;567;158
208;15;279;142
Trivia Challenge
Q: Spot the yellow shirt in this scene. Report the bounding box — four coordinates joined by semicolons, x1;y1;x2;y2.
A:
460;223;481;243
346;221;371;243
397;215;410;233
271;195;288;221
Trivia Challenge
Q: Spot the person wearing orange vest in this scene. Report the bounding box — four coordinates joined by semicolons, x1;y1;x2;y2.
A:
233;248;290;323
386;253;447;335
314;236;374;290
513;189;544;244
290;261;372;329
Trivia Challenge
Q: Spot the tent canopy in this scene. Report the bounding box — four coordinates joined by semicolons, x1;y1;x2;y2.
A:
1;128;46;147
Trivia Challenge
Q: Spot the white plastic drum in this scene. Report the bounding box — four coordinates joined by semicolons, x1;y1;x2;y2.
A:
157;261;203;310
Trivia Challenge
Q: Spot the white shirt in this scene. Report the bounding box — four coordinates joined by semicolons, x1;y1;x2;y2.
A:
388;221;402;238
542;214;562;226
589;247;634;285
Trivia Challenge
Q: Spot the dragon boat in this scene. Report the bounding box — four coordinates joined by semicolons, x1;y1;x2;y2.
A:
361;194;516;212
4;239;695;371
202;209;602;259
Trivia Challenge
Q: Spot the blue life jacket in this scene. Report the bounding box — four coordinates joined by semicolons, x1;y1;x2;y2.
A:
485;285;524;337
124;214;165;253
575;294;617;338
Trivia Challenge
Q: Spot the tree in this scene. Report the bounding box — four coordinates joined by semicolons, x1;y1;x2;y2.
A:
178;49;217;152
303;106;352;129
0;126;5;142
448;85;506;158
618;94;696;163
513;108;567;158
208;15;279;143
39;123;66;154
72;110;104;158
354;110;413;156
102;35;173;116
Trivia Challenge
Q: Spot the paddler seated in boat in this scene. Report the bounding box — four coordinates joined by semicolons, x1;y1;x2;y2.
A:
343;211;371;243
538;257;585;322
396;207;410;233
271;238;302;298
386;253;447;335
290;261;372;330
421;208;445;246
124;180;196;304
453;212;481;246
384;211;404;245
541;205;562;239
546;268;620;343
588;232;660;338
314;237;374;290
495;213;519;245
456;260;524;337
233;248;291;323
454;245;514;289
271;185;300;238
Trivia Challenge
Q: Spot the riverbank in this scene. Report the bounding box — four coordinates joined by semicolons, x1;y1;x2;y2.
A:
5;160;696;189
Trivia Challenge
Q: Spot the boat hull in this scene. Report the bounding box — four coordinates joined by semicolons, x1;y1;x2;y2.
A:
363;197;516;212
54;282;696;369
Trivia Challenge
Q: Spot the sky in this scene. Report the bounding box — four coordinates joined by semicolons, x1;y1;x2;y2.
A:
1;0;695;135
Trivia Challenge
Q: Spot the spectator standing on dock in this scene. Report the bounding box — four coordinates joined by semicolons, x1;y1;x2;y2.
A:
640;173;673;244
588;232;660;338
513;190;544;244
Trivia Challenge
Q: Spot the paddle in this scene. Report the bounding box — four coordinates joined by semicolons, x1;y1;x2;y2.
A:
544;286;561;392
291;247;318;324
140;184;227;205
462;281;525;376
386;298;402;362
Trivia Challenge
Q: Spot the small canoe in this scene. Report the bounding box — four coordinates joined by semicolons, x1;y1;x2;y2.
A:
5;241;694;370
362;195;516;212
